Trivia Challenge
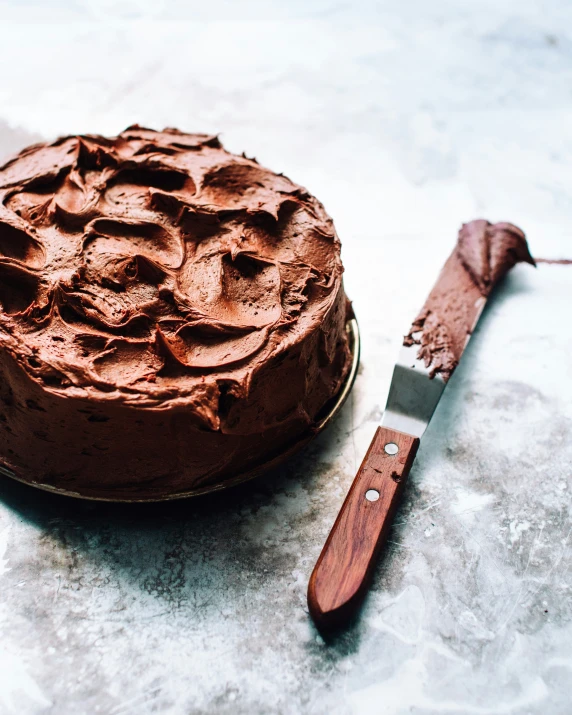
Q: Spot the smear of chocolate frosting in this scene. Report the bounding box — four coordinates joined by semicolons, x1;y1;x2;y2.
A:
535;257;572;265
404;219;535;381
0;127;351;498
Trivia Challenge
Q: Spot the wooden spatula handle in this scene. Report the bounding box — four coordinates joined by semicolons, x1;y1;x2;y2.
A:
307;426;419;630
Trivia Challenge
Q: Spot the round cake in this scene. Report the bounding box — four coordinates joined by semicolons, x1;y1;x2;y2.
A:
0;126;353;499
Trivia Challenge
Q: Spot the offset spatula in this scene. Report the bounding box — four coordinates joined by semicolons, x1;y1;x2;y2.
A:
307;219;535;630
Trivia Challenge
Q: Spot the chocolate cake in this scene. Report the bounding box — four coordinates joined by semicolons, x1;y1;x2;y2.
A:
0;126;353;499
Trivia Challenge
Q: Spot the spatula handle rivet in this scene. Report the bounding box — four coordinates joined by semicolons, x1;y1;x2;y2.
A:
384;442;399;455
365;489;380;502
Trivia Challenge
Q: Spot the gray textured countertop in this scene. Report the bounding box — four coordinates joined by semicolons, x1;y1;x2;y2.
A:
1;1;571;713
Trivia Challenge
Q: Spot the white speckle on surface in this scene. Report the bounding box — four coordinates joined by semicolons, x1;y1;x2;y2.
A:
347;655;550;715
367;585;425;646
0;526;10;579
451;489;496;517
0;0;571;713
0;649;52;714
509;519;532;544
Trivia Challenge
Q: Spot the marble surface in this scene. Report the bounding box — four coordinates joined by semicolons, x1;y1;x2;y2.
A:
1;1;572;713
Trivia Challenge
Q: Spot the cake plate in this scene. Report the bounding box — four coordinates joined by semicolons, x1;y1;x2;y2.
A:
0;318;360;502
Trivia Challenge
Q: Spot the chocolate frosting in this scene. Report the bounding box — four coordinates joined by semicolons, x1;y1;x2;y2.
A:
404;219;534;381
0;127;351;498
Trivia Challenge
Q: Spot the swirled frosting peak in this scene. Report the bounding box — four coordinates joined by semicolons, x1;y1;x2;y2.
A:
0;126;348;435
